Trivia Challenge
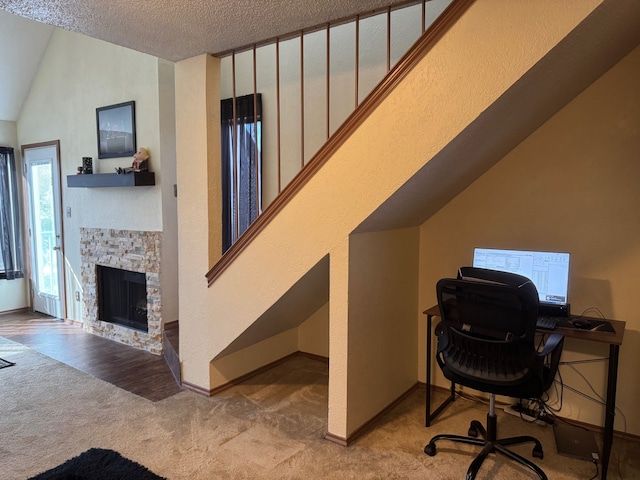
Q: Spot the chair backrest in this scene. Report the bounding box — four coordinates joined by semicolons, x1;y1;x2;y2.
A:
435;268;541;391
449;266;539;340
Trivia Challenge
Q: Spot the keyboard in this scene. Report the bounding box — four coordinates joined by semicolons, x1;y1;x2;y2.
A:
536;316;558;330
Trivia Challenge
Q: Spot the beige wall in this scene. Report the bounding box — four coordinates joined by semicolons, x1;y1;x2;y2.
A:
298;303;330;357
0;120;29;312
17;29;178;324
347;228;419;433
419;45;640;434
157;60;179;324
175;54;220;381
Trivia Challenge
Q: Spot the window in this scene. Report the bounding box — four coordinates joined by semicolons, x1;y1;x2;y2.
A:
0;147;23;280
220;94;262;252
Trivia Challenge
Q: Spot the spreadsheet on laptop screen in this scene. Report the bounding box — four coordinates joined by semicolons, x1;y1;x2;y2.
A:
473;248;570;306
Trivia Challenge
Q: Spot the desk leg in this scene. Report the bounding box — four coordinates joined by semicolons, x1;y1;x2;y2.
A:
425;313;456;427
426;314;433;427
601;344;619;480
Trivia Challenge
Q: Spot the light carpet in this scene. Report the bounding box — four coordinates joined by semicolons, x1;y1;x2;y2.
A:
0;336;637;479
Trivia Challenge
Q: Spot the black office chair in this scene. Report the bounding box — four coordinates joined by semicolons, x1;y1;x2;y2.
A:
424;267;564;480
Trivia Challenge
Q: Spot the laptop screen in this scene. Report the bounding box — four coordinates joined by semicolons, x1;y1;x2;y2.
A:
472;248;570;307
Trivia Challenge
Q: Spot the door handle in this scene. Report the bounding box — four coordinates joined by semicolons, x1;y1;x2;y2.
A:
53;245;61;251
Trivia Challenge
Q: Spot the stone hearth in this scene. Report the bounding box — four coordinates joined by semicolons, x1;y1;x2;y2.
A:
80;228;163;354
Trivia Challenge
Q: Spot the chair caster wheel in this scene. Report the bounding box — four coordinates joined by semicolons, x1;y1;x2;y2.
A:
533;445;543;459
424;443;436;456
468;426;478;437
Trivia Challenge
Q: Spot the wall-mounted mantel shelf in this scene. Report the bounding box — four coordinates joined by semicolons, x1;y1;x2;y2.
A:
67;171;155;188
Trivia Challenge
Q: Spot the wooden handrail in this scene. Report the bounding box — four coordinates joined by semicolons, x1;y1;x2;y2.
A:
206;0;475;286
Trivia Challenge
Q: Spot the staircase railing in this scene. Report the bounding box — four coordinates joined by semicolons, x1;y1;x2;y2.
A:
207;0;474;285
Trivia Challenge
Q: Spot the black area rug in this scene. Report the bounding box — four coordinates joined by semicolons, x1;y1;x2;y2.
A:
29;448;166;480
0;357;15;369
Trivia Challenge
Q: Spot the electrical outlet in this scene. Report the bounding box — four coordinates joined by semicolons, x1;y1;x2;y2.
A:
75;291;80;301
66;207;71;218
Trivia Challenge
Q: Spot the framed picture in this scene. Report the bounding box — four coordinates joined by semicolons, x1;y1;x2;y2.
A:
96;101;136;159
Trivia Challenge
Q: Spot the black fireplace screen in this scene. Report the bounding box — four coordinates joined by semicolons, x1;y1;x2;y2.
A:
97;265;148;332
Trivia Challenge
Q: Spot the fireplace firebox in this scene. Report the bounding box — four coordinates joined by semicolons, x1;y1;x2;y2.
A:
97;265;148;332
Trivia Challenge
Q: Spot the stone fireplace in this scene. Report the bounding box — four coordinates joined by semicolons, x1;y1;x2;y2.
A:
80;228;163;354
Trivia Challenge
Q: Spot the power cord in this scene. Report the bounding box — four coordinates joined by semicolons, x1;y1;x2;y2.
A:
507;398;555;425
576;307;606;319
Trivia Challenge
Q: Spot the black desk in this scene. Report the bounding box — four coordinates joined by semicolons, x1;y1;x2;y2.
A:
423;305;625;480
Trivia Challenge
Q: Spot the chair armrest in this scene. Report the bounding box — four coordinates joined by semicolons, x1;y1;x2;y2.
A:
537;333;563;357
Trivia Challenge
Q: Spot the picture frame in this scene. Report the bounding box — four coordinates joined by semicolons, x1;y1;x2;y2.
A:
96;101;136;159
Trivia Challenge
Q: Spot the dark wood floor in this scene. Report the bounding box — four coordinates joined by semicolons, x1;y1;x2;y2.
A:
0;310;183;402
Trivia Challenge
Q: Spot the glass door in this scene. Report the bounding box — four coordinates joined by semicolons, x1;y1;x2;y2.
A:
24;142;64;318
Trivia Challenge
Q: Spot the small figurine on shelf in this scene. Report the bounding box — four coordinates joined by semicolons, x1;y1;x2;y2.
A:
132;147;149;172
115;147;150;174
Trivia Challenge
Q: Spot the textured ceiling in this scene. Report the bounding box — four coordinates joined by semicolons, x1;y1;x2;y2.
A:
0;0;412;61
0;0;415;121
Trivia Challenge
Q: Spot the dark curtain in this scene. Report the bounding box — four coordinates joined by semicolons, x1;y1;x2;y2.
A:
0;146;23;280
221;94;262;252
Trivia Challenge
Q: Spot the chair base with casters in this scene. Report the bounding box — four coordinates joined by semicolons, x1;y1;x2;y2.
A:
424;394;548;480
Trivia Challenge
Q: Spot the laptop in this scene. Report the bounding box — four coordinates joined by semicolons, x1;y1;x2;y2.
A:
553;422;600;462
